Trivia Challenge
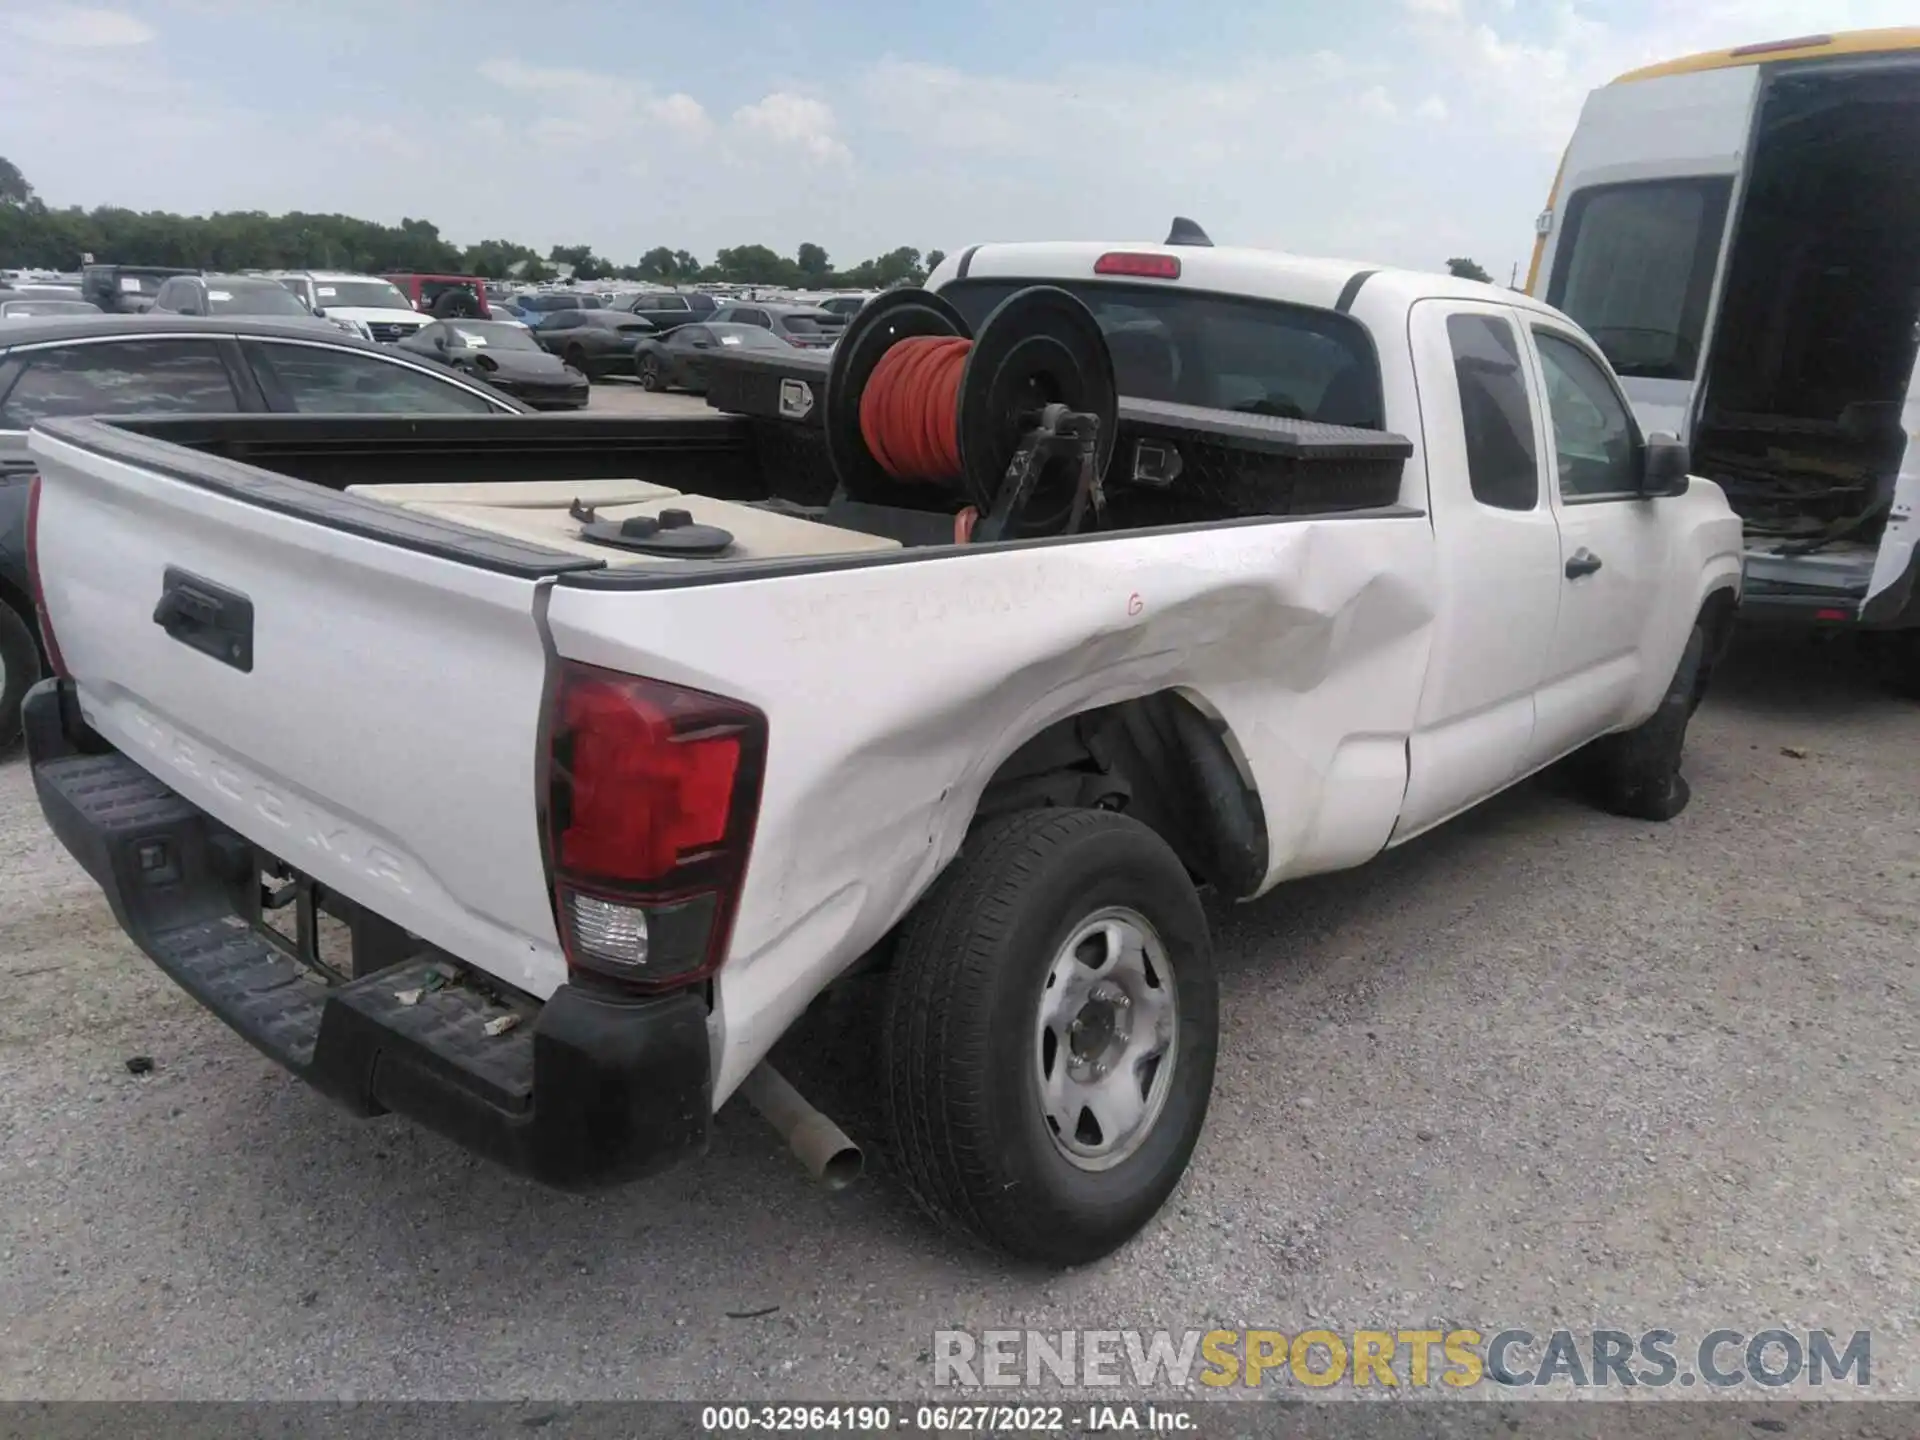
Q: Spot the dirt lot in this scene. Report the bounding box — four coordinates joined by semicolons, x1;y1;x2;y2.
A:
1;612;1916;1399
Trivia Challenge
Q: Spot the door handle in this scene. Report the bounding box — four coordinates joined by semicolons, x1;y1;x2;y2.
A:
1565;548;1603;579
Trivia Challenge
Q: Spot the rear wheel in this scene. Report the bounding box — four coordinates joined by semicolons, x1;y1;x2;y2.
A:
1866;628;1920;699
0;601;43;751
638;356;663;391
883;809;1216;1267
565;345;591;380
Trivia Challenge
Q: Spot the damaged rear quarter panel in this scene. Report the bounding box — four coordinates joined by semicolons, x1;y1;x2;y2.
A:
545;515;1437;1101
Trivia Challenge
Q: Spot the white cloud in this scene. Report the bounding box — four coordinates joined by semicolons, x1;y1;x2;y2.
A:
731;93;851;166
1400;0;1462;16
10;5;154;47
1415;94;1450;122
1357;85;1399;120
477;57;715;145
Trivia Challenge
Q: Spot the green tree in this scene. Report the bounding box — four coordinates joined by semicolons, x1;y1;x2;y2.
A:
0;156;33;208
548;243;611;280
1446;256;1493;283
636;245;678;281
795;241;830;281
671;249;700;279
924;248;947;273
711;244;798;285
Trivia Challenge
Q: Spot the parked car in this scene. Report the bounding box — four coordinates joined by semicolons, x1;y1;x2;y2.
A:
19;239;1741;1265
513;292;604;316
150;275;328;324
79;264;199;315
632;321;793;393
0;314;531;744
709;302;840;350
610;290;719;333
382;273;493;320
269;272;430;344
396;319;589;409
526;308;656;378
816;293;877;318
0;290;99;321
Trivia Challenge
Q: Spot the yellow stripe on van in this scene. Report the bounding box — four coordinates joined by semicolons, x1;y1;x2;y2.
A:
1611;26;1920;85
1523;146;1569;297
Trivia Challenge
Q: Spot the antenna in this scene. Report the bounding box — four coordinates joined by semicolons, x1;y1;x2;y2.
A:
1164;217;1213;247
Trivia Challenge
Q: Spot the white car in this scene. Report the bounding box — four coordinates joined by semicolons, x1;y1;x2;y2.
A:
22;238;1742;1267
271;271;431;344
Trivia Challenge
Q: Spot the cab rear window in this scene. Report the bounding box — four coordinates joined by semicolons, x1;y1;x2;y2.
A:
942;279;1384;428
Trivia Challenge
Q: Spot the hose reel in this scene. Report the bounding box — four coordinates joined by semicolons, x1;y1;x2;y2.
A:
823;285;1118;542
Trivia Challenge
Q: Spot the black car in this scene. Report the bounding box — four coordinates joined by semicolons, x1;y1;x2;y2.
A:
526;309;656;379
709;302;840;350
512;292;604;316
0;315;531;745
611;290;718;333
632;321;797;393
397;320;590;409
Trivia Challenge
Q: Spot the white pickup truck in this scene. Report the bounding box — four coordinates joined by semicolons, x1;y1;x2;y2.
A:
22;239;1743;1267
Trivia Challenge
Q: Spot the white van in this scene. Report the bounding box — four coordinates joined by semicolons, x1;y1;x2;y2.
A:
1529;27;1920;692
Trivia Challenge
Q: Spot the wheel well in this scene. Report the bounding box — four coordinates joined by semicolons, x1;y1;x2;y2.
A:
974;690;1269;899
1696;584;1739;700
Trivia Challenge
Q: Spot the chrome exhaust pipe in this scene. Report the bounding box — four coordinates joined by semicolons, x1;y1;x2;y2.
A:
739;1063;863;1190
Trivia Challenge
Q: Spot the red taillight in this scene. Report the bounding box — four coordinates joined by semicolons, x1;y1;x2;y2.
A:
24;473;68;678
1094;252;1181;280
545;661;766;992
1814;607;1851;622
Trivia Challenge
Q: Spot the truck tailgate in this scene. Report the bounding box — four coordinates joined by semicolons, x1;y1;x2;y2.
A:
29;427;572;998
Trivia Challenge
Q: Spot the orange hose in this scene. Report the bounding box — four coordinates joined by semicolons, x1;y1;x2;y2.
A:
859;336;971;483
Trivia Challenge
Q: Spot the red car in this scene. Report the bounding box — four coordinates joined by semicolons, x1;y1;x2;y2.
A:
382;273;492;320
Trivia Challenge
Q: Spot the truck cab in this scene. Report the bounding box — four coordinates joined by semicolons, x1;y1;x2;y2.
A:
1529;27;1920;690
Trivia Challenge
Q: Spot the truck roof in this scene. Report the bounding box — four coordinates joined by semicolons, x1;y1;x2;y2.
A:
942;241;1563;322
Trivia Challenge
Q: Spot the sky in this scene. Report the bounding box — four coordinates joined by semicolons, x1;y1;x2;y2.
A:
2;0;1916;280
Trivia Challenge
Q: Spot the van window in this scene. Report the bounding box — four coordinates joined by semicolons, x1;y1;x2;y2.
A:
1546;178;1732;383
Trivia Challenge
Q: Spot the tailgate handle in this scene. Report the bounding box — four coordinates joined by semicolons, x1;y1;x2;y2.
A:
153;567;254;673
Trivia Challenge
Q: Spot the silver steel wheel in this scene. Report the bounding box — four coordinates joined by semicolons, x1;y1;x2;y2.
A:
1034;906;1178;1171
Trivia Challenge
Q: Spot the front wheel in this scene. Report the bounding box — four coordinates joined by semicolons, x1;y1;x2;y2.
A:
883;809;1216;1267
637;356;663;391
564;345;591;380
1576;623;1705;821
0;601;44;751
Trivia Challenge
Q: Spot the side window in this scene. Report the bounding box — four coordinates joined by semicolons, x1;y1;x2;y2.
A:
247;342;501;414
0;339;240;427
1533;331;1640;500
1446;313;1538;511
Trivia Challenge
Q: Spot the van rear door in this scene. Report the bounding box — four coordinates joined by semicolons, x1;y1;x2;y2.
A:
1534;66;1759;439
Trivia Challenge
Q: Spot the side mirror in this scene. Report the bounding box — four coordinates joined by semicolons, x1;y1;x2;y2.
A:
312;306;327;319
1641;433;1691;498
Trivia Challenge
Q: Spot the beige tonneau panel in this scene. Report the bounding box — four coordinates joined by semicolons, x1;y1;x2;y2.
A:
345;479;902;567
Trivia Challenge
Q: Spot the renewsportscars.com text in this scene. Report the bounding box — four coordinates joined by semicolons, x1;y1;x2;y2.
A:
933;1327;1872;1391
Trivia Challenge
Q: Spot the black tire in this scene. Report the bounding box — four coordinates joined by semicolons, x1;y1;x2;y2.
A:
0;601;43;752
1577;623;1705;821
638;356;663;391
882;808;1217;1267
565;345;592;380
1866;628;1920;699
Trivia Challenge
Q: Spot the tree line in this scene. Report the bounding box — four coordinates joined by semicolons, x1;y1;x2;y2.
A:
0;157;944;290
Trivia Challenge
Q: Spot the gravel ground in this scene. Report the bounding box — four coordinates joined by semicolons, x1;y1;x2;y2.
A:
1;629;1916;1404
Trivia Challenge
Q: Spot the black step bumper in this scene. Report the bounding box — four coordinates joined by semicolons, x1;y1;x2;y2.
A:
24;678;712;1190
